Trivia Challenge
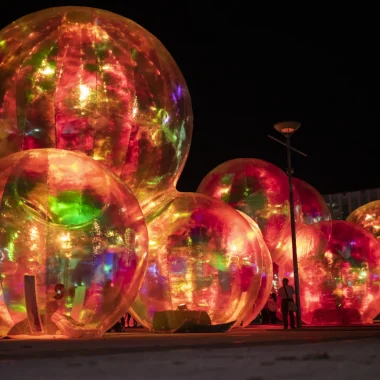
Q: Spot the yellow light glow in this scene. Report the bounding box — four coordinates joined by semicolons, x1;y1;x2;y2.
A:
40;65;54;76
79;84;90;102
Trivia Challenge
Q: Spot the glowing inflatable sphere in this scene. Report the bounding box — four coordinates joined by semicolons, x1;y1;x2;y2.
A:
298;220;380;324
293;178;332;240
0;149;148;338
237;211;273;327
129;192;265;331
274;222;329;266
0;7;193;214
276;223;328;314
197;158;301;263
347;201;380;240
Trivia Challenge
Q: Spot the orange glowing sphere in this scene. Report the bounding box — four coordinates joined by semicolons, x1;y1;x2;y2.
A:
0;7;193;215
129;192;266;331
197;158;302;264
0;149;148;338
347;201;380;240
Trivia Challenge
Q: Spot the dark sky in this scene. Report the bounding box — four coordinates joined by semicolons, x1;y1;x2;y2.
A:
0;3;377;195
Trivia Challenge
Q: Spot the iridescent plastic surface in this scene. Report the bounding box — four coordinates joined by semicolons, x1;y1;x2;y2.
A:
0;149;148;337
0;7;193;214
347;201;380;240
197;158;301;263
276;223;329;295
298;220;380;324
237;211;273;327
293;178;332;240
274;221;329;266
129;192;265;330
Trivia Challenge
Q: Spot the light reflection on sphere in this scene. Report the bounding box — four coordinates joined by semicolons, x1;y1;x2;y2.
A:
0;149;148;337
237;211;273;327
129;192;265;330
293;178;332;241
276;223;328;322
298;220;380;325
197;158;301;263
0;7;193;214
347;201;380;240
274;222;328;266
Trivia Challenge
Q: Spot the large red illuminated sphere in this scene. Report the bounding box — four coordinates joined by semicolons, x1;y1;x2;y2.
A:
0;149;148;338
197;158;301;263
347;201;380;240
293;178;332;241
298;220;380;324
129;192;266;331
237;211;273;327
0;7;193;214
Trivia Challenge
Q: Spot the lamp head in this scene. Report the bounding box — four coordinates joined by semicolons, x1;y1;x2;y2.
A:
274;121;301;137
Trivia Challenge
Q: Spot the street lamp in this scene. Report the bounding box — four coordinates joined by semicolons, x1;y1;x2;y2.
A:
273;121;303;329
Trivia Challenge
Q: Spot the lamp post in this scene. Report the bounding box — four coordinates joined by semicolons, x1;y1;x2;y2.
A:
273;121;303;329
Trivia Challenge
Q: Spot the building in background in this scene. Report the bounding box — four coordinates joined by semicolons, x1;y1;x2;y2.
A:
323;188;380;220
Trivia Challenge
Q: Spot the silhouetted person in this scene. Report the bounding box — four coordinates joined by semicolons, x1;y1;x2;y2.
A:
267;293;278;324
261;307;269;324
278;278;296;329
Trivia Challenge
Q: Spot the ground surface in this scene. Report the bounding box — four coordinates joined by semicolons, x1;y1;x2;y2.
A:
1;326;380;379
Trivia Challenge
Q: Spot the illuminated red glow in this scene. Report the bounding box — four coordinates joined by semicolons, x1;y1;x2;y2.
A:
297;220;380;324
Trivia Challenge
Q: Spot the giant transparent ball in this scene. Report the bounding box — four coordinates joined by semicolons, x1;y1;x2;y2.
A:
347;201;380;240
129;192;265;331
276;222;329;317
197;158;301;264
0;7;193;215
293;178;332;241
298;220;380;324
237;211;273;327
0;149;148;337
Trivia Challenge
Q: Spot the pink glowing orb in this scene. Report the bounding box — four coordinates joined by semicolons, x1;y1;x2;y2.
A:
293;178;332;240
0;149;148;338
197;158;301;263
237;211;273;327
298;220;380;325
0;7;193;214
129;192;266;331
347;201;380;240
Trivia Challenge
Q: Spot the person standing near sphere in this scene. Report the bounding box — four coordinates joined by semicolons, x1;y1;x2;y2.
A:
278;278;296;329
267;293;278;324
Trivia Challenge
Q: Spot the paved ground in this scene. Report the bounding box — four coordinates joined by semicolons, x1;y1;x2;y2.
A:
1;325;380;358
1;335;380;379
2;326;380;378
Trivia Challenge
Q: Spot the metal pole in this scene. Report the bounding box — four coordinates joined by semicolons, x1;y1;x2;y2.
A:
286;135;302;328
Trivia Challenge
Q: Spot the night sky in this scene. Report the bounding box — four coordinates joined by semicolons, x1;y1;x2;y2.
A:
0;3;377;195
